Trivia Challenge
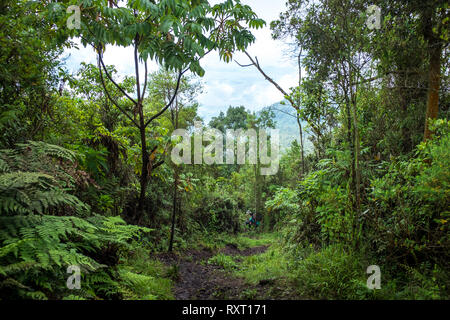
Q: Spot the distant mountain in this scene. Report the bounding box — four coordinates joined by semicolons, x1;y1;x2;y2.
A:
262;102;312;152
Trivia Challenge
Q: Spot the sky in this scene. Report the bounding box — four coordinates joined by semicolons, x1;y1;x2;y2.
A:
63;0;299;123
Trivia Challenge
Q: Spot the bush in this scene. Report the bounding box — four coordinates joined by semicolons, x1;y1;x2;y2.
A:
265;187;299;229
292;245;370;300
193;194;242;233
367;120;450;266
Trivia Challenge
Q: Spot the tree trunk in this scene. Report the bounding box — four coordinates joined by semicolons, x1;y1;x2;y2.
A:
345;96;357;213
297;115;306;175
169;100;180;252
351;92;361;214
297;51;306;176
137;107;149;220
254;130;262;227
424;41;442;141
168;170;178;252
351;91;361;247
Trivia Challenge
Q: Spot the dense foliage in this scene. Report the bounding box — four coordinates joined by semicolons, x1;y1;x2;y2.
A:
0;0;448;300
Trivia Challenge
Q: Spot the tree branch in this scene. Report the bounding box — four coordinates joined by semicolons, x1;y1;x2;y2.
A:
235;61;254;68
350;70;422;86
269;106;297;119
144;70;184;128
237;51;325;135
98;52;138;105
97;55;140;127
134;36;141;103
142;60;148;101
143;47;213;128
153;160;165;170
240;51;295;107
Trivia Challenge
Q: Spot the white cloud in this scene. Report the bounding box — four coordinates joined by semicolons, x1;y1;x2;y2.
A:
220;83;234;96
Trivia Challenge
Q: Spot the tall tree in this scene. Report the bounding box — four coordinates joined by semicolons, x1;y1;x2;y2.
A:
271;0;377;243
147;68;202;251
52;0;265;219
246;109;275;224
0;0;63;147
418;0;448;140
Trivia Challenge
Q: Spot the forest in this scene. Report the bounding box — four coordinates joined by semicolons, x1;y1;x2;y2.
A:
0;0;448;301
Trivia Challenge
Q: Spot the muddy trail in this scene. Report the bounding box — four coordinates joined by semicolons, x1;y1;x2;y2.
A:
157;243;276;300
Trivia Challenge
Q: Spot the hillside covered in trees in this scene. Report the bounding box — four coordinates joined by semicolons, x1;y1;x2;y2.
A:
0;0;448;301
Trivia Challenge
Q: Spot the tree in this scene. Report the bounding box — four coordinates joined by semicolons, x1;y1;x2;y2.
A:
68;63;136;179
147;68;202;251
295;78;337;159
417;0;448;140
209;105;251;177
367;0;448;148
148;69;202;132
51;0;265;219
246;109;275;225
0;0;63;147
272;0;376;226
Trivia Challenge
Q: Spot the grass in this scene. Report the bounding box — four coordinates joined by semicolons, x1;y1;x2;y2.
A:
290;244;370;300
234;244;290;285
230;242;302;299
284;244;450;300
118;247;174;300
241;288;259;300
200;232;288;287
208;253;239;271
193;232;230;251
229;232;277;250
123;232;448;300
193;231;278;251
204;232;300;299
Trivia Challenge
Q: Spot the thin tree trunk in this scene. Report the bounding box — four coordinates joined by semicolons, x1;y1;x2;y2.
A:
135;35;148;218
424;42;442;141
351;91;361;247
137;112;149;217
168;170;178;252
297;51;305;176
169;95;181;252
297;115;305;175
346;96;356;210
351;93;361;214
254;132;262;226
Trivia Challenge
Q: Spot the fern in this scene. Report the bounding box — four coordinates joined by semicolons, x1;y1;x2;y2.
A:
17;141;77;163
0;142;150;299
0;214;150;299
0;172;89;216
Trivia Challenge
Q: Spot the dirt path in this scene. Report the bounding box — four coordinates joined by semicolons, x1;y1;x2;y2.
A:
157;244;270;300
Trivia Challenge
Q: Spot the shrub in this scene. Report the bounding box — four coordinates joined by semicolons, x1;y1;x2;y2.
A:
292;245;370;300
367;120;449;265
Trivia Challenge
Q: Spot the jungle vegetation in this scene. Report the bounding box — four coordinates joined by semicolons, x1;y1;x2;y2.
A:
0;0;448;300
